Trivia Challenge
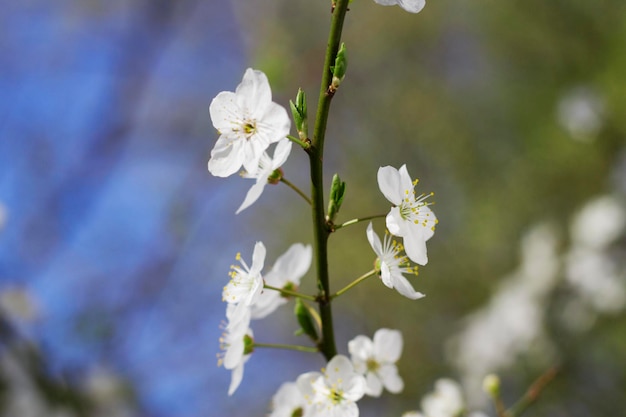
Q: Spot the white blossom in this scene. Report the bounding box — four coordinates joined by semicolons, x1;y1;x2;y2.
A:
222;242;266;326
236;139;293;214
218;304;253;396
373;0;426;14
366;222;424;299
269;381;310;417
209;68;291;177
297;355;366;417
251;243;312;320
377;165;437;265
420;379;464;417
348;328;404;397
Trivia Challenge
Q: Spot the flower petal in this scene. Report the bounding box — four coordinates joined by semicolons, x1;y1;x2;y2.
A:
209;91;240;132
259;102;291;142
348;335;374;362
227;355;249;396
296;371;321;399
377;166;404;205
391;272;425;300
398;0;426;13
235;177;267;214
403;226;428;265
251;242;266;274
380;261;395;289
208;136;245;177
268;243;312;286
365;372;383;397
373;328;403;363
386;208;405;237
366;222;383;257
235;68;272;116
271;139;293;169
378;364;404;394
325;355;355;386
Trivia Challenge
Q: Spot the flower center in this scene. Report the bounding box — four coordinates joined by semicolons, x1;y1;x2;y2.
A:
328;388;345;405
366;358;380;373
398;181;435;227
290;408;304;417
242;120;257;138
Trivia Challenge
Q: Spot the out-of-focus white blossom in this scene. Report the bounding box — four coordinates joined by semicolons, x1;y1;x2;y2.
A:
421;379;464;417
348;328;404;397
570;195;625;250
557;86;605;142
448;224;560;406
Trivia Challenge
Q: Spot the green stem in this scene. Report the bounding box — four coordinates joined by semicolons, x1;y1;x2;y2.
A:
309;0;350;362
333;213;387;231
280;177;312;205
253;342;318;354
263;284;317;302
287;134;310;149
332;269;377;299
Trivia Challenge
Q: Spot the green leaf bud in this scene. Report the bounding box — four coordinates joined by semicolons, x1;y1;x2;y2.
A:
294;298;319;342
330;43;347;93
326;174;346;223
289;88;308;140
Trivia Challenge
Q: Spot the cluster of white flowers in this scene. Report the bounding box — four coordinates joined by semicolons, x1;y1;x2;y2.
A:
218;242;312;395
208;2;435;412
209;70;437;407
268;329;405;417
447;224;560;406
563;195;626;327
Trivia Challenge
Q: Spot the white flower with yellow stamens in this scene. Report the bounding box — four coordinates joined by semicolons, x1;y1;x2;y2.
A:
377;165;437;265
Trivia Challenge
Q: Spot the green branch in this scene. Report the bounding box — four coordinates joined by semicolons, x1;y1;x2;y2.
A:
309;0;351;362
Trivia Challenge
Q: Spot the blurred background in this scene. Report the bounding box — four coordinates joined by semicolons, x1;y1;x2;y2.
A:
1;0;625;416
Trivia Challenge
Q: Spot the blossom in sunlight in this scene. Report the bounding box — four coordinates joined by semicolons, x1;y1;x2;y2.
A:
236;139;292;214
208;68;291;177
297;355;366;417
373;0;425;14
218;304;254;395
348;328;404;397
222;242;266;325
269;381;310;417
366;222;424;300
377;165;437;266
251;243;312;320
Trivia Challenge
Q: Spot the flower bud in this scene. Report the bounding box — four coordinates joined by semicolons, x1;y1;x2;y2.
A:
294;298;319;342
330;43;347;93
326;174;346;223
482;374;501;398
289;88;308;140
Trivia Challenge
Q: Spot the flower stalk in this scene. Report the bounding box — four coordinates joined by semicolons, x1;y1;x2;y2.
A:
309;0;351;362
